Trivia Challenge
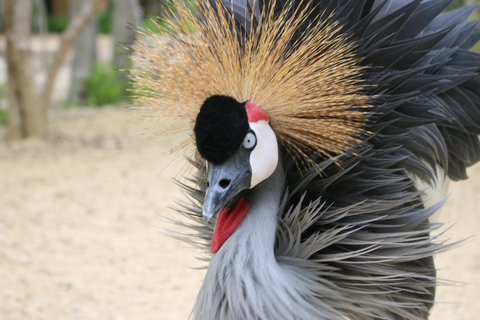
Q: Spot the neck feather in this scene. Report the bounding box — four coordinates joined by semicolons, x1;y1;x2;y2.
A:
192;164;328;320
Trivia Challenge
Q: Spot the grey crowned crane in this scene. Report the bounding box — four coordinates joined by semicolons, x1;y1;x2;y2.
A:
130;0;480;319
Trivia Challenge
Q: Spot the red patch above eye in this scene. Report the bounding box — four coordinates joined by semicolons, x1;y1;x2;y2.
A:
245;101;269;123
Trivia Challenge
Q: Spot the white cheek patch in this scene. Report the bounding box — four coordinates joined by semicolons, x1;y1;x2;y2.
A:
249;120;278;188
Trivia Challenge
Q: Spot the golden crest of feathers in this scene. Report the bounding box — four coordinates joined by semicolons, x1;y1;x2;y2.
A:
129;0;372;166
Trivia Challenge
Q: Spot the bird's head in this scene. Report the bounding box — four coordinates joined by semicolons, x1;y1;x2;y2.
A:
194;95;278;252
130;0;373;253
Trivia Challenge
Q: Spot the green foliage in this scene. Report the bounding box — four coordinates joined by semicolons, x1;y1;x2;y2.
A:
47;15;69;33
97;10;112;34
142;0;198;34
143;15;165;34
0;109;7;126
84;63;128;106
47;9;111;34
143;14;197;34
0;81;6;97
0;82;6;126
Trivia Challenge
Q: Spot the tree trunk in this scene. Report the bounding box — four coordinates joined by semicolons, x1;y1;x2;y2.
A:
4;0;45;140
112;0;143;71
4;0;97;141
68;0;98;104
42;0;97;113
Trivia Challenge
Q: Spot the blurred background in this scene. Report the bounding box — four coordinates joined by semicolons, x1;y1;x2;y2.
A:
0;0;200;139
0;1;479;319
0;0;478;140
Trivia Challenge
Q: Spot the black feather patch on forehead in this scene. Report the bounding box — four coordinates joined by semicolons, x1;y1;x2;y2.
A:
194;95;249;164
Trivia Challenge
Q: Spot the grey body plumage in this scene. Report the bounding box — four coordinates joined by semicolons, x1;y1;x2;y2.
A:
131;0;480;319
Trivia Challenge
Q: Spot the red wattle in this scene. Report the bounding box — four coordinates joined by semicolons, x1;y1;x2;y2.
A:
210;197;250;253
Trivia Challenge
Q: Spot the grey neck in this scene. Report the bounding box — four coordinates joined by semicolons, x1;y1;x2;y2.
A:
192;164;329;320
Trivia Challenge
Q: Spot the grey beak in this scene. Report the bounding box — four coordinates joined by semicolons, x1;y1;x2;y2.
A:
203;147;252;221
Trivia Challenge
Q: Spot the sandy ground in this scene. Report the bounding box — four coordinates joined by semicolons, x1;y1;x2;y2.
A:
0;107;206;320
0;106;479;320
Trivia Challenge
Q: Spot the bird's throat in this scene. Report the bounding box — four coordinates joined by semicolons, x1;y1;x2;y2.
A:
210;197;250;253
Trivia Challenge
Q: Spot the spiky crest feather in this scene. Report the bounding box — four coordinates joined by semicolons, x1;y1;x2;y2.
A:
130;0;372;167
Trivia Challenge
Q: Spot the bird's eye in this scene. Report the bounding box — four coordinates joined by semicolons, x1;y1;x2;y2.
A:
243;131;256;150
